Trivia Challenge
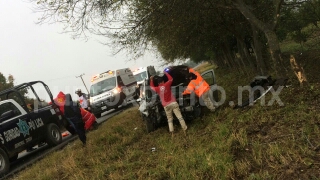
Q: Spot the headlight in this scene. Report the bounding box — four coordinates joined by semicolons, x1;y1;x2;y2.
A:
113;87;121;94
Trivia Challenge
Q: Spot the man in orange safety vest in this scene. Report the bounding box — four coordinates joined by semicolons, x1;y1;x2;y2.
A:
182;68;216;112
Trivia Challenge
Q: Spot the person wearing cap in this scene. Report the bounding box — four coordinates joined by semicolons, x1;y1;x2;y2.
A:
75;89;91;112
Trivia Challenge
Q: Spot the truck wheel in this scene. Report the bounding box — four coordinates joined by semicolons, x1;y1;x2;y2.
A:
144;115;156;133
212;89;219;106
193;105;202;118
94;113;101;118
0;148;10;176
46;123;62;147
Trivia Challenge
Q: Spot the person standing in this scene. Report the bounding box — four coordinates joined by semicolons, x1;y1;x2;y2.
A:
150;72;187;136
64;94;87;146
75;89;90;112
182;68;216;112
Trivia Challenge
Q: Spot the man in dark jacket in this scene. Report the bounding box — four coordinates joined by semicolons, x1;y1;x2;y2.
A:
64;94;86;145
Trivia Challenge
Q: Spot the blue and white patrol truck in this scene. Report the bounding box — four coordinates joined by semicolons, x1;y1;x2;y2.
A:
89;68;137;118
0;81;65;176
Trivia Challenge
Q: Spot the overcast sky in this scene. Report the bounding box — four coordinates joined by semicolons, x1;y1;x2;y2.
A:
0;0;166;100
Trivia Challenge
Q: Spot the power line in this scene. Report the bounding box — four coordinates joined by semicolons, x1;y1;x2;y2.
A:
46;75;75;82
76;73;90;94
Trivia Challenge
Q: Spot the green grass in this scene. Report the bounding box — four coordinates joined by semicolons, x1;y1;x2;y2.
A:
11;52;320;179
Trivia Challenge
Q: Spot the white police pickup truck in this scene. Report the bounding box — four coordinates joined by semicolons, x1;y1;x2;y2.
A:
0;81;65;176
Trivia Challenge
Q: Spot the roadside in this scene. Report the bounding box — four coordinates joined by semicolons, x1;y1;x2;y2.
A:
10;52;320;179
2;106;128;180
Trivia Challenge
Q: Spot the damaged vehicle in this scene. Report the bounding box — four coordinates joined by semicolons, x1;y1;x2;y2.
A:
233;75;288;109
138;65;218;133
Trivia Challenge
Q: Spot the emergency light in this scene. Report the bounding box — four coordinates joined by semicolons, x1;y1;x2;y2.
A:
91;71;115;82
91;75;98;82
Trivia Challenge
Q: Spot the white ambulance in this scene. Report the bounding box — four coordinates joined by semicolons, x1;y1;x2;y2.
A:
133;67;148;85
132;66;156;85
89;68;137;118
132;66;157;100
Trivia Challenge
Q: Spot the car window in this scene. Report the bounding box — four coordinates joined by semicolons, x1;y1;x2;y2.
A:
134;71;147;82
202;70;215;86
90;77;116;96
0;102;22;121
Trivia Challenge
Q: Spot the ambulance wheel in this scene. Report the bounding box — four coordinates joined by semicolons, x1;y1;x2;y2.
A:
121;99;128;107
0;148;9;177
119;93;126;105
46;123;62;147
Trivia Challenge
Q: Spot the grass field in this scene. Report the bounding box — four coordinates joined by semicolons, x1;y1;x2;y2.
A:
10;51;320;179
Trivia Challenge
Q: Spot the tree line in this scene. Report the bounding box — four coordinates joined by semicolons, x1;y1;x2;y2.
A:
30;0;320;78
0;73;14;93
0;73;35;105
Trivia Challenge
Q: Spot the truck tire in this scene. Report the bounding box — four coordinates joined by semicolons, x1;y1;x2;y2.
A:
0;148;10;177
212;90;219;104
144;115;156;133
46;123;62;147
189;105;201;120
94;113;101;118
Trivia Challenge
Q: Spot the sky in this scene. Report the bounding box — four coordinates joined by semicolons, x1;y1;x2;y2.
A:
0;0;166;100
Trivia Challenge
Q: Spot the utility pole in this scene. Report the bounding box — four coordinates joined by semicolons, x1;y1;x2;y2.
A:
76;73;90;94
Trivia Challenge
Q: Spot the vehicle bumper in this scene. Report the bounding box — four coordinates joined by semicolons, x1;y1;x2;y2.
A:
90;94;122;114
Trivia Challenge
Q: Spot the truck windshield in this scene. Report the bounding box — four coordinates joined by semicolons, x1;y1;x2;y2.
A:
134;71;147;82
90;77;116;96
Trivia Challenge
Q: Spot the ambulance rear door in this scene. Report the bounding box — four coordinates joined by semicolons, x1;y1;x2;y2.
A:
116;68;137;98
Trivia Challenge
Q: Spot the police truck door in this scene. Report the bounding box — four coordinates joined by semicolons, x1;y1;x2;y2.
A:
0;101;30;152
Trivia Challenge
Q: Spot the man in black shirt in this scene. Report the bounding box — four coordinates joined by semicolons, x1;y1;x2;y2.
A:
64;94;86;146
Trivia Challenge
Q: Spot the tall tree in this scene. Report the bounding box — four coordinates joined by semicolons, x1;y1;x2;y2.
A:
225;0;287;77
30;0;317;78
0;73;15;92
